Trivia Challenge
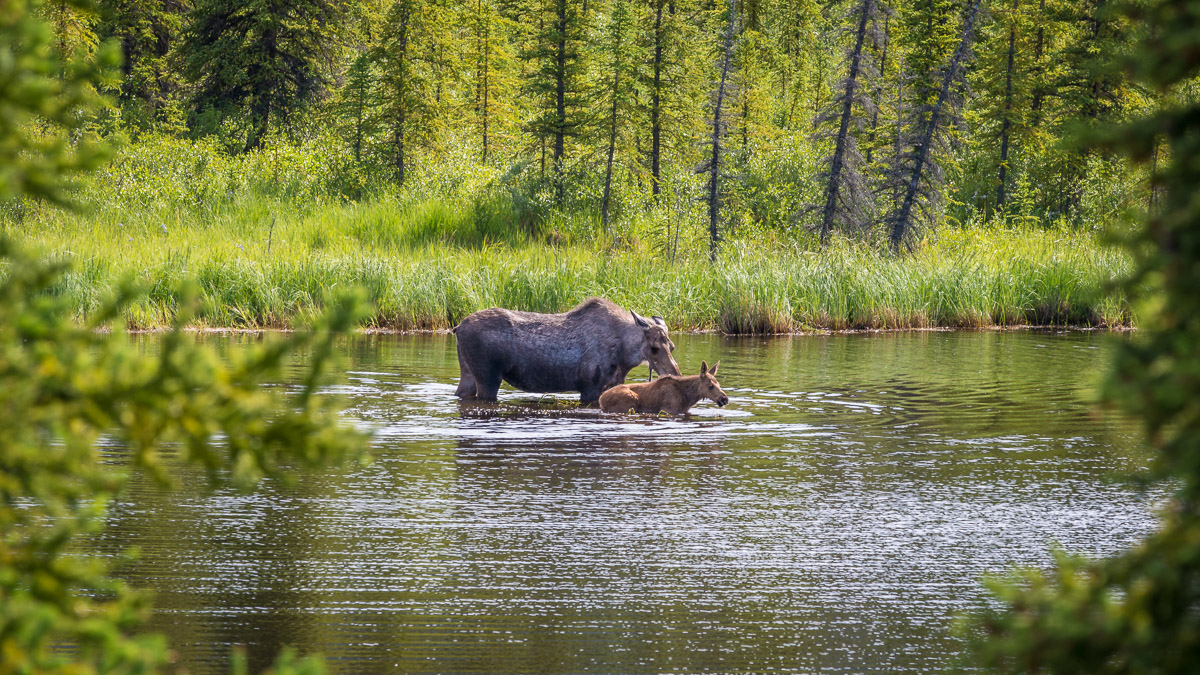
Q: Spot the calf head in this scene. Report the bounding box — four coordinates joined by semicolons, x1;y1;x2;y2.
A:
699;360;729;407
632;311;681;377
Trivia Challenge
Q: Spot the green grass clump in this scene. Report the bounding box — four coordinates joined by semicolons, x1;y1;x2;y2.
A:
1;135;1132;333
6;193;1132;332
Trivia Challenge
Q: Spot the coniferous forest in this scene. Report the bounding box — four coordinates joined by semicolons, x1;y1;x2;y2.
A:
1;0;1185;329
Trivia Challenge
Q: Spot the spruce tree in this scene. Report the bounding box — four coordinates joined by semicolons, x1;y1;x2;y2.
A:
813;0;885;242
95;0;184;128
968;2;1200;670
884;0;982;250
1;0;114;205
641;0;708;199
180;0;348;151
598;0;642;228
706;0;739;261
377;0;441;185
335;50;379;165
471;0;516;163
963;0;1040;216
521;0;589;204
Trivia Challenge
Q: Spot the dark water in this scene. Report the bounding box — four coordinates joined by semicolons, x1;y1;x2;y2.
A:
102;331;1161;674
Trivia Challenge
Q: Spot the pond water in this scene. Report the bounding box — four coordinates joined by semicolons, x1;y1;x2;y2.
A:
102;330;1162;674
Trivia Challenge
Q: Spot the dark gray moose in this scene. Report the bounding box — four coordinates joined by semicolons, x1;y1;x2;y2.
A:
452;297;681;403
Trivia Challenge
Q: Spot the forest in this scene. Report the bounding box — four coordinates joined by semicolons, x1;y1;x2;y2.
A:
1;0;1175;330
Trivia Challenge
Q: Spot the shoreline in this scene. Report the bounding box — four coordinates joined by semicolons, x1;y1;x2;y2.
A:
123;323;1136;336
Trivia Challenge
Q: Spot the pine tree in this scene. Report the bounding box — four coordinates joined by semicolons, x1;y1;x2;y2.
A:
813;0;885;242
470;0;516;162
336;50;379;164
95;0;184;128
180;0;349;151
521;0;589;204
1040;0;1141;216
2;0;114;205
884;0;982;250
968;2;1200;670
598;0;642;228
641;0;709;199
706;0;739;261
38;0;98;78
963;0;1040;216
647;0;668;195
768;0;822;129
377;0;441;185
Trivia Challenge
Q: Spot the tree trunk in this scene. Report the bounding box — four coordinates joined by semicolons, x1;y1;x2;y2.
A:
889;0;982;250
601;16;624;230
394;5;410;185
650;0;664;197
1031;0;1046;120
819;0;873;243
865;10;889;165
553;0;568;205
481;1;491;163
996;0;1018;210
707;0;738;262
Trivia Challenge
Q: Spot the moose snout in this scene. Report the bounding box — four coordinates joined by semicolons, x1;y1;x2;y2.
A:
718;396;730;407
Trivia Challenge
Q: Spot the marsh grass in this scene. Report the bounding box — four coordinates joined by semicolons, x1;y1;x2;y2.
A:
8;192;1132;332
1;134;1133;333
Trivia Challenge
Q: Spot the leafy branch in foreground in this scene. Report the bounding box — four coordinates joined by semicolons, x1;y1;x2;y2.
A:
963;1;1200;672
0;0;115;205
0;237;371;673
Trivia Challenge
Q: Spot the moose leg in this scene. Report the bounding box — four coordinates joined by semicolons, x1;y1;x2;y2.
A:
454;349;478;399
472;369;502;401
579;386;602;406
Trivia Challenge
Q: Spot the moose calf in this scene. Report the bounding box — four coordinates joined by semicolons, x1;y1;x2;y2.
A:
599;361;729;415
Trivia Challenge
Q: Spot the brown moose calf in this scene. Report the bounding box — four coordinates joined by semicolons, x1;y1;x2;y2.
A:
599;361;729;415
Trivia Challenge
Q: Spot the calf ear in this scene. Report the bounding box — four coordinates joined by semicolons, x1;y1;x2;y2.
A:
631;310;650;328
709;360;719;375
652;315;667;329
700;360;709;375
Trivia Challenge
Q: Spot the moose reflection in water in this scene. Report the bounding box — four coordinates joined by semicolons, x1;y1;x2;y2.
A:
600;361;730;415
451;298;681;404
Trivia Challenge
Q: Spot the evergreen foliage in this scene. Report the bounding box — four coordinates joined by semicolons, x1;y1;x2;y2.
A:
0;0;114;205
520;0;590;204
965;1;1200;671
811;0;885;242
0;238;370;672
95;0;185;130
3;0;1177;248
180;0;349;151
883;0;981;250
0;7;369;672
377;0;442;184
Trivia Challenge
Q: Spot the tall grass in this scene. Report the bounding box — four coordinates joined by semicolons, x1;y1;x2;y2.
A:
8;196;1131;332
1;134;1134;333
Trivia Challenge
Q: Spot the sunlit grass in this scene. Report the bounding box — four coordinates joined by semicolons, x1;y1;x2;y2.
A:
0;133;1133;332
8;191;1133;332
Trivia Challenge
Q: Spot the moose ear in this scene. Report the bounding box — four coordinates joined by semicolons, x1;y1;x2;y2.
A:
631;310;650;328
700;360;709;375
709;360;719;375
652;315;667;329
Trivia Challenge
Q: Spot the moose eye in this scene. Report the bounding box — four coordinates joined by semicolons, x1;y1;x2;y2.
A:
651;347;660;354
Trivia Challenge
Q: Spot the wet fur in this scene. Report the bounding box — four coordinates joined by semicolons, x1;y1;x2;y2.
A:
452;297;680;403
600;361;729;415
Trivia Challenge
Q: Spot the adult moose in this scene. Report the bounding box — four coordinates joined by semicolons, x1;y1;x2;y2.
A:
452;298;681;403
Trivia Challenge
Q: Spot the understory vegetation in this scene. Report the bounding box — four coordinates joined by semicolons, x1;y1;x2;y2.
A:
6;134;1134;332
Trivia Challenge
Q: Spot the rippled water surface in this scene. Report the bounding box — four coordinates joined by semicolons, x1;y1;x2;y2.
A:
103;331;1161;673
